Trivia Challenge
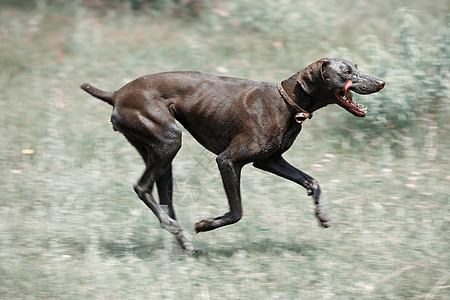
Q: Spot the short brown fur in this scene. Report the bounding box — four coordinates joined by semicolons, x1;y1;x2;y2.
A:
81;58;385;252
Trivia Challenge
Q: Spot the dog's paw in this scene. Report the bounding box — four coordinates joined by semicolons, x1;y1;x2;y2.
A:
177;234;201;255
185;245;203;256
318;218;331;228
194;218;214;233
315;206;331;228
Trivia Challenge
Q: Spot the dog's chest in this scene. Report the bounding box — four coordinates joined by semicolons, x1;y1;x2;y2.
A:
280;123;302;152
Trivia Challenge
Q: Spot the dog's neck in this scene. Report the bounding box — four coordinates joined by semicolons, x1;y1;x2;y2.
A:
281;72;331;113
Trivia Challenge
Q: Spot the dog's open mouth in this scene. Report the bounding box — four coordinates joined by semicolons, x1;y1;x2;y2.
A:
335;80;368;117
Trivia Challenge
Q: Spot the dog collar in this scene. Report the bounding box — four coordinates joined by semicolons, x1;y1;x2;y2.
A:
277;82;312;124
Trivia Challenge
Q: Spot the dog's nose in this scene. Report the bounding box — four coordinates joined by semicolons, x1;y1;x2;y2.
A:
376;80;386;90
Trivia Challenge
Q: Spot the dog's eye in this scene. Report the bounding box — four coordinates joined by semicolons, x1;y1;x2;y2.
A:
343;70;351;76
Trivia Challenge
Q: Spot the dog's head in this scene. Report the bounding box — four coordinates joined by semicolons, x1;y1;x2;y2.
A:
298;58;385;117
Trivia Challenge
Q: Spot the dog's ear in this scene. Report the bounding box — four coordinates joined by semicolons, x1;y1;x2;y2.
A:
297;59;332;99
319;59;331;83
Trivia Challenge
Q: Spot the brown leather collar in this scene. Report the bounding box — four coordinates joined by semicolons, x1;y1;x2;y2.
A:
277;82;312;124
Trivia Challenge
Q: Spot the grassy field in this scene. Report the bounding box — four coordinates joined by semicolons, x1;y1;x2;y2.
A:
1;1;449;299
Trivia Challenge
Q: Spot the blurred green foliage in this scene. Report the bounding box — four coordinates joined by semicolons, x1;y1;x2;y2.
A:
0;0;448;156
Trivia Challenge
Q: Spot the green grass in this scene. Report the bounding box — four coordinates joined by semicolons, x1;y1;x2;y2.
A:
1;1;449;299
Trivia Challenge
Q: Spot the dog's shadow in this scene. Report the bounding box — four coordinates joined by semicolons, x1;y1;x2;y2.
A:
100;236;319;260
100;236;166;259
203;238;320;259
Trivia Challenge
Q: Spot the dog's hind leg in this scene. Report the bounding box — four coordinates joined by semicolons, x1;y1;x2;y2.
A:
114;109;195;252
156;164;176;220
124;134;176;220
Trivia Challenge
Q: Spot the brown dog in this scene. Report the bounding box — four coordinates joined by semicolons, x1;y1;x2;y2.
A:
81;58;385;252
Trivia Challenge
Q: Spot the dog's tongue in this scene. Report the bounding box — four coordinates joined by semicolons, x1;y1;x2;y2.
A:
343;80;352;96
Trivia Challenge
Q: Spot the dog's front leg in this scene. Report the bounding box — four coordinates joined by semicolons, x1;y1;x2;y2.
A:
253;155;330;228
304;178;330;228
195;155;244;233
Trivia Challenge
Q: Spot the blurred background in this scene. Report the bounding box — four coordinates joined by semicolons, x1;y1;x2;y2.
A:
0;0;448;298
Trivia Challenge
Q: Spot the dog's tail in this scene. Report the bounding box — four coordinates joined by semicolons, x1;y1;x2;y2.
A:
80;83;114;106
